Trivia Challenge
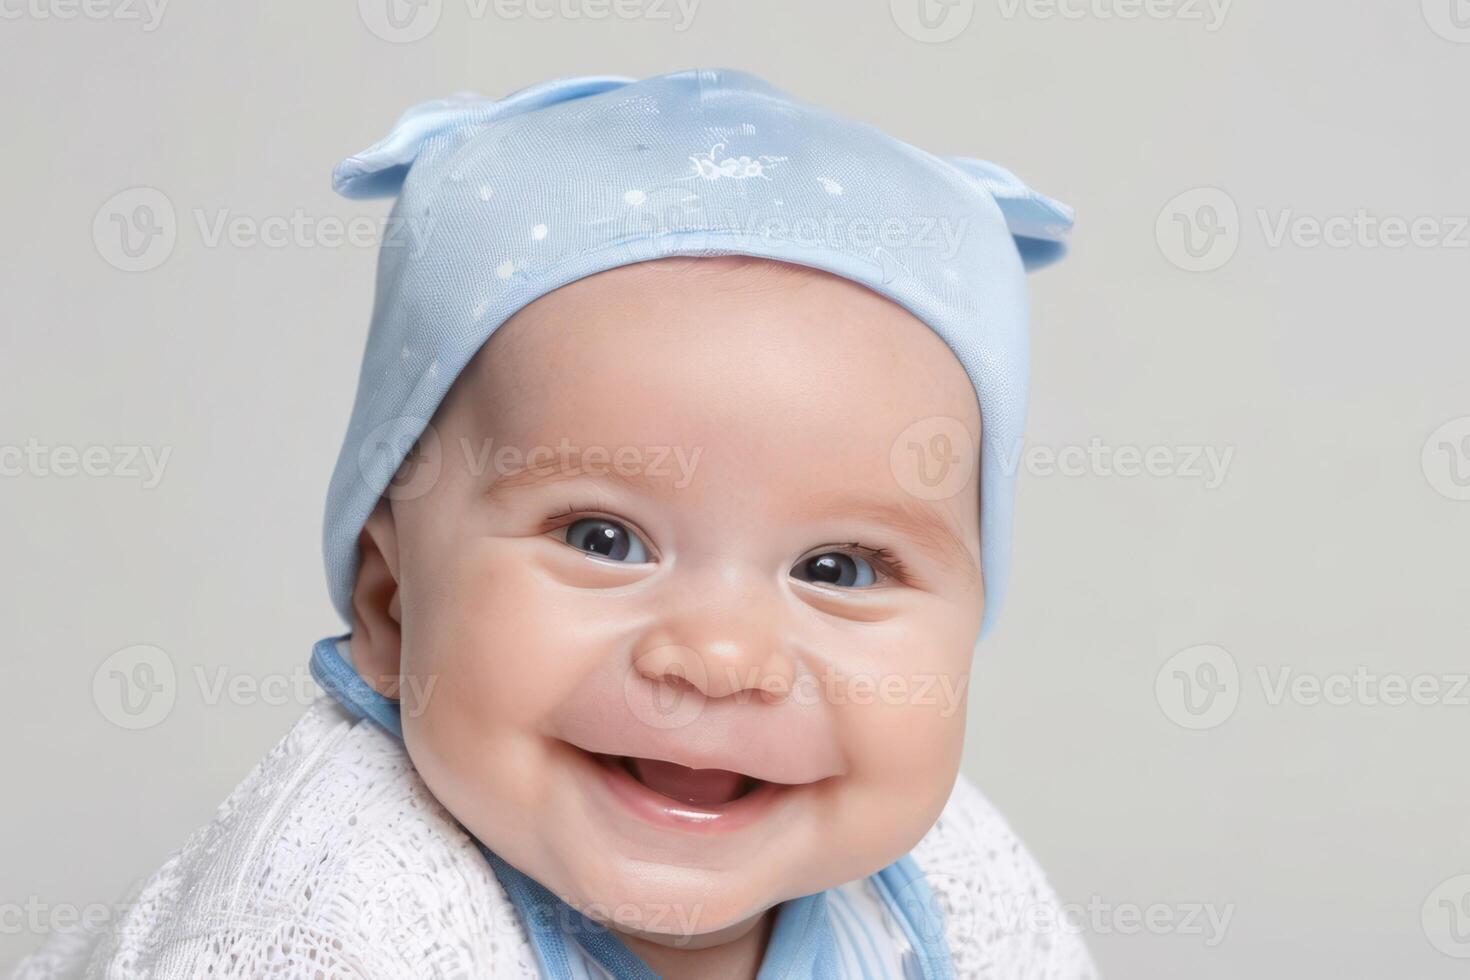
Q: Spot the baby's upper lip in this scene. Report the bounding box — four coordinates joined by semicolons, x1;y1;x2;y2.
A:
552;681;846;787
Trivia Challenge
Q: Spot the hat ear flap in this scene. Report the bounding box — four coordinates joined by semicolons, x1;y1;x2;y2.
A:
944;156;1075;271
331;75;636;199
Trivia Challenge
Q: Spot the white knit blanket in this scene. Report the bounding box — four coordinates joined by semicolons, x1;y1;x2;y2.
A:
11;697;1097;979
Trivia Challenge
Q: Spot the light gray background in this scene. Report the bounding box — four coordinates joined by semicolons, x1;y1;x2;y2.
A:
3;1;1467;976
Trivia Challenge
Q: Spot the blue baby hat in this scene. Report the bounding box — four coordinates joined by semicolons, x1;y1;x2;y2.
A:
324;68;1073;637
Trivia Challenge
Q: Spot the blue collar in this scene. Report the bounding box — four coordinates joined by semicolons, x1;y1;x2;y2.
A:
309;634;954;980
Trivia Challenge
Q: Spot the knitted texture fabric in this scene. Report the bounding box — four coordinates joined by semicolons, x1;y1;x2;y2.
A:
11;697;1096;979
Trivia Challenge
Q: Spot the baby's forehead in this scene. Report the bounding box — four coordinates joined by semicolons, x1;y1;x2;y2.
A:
451;255;982;440
430;257;983;567
495;255;857;313
477;256;970;374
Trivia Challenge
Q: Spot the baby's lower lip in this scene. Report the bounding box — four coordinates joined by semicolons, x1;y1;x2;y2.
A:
583;749;788;833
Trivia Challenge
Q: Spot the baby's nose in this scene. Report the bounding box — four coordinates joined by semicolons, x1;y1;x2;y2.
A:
633;587;798;703
634;639;796;702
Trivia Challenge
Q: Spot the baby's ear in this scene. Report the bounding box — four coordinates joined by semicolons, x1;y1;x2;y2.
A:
942;156;1075;271
349;499;404;697
331;75;635;199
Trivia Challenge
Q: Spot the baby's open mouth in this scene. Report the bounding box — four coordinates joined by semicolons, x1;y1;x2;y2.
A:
563;737;818;832
593;753;764;808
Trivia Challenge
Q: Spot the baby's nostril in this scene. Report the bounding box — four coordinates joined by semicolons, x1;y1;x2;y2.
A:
655;671;700;695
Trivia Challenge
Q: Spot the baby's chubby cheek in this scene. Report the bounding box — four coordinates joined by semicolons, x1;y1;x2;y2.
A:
394;535;597;793
819;626;974;849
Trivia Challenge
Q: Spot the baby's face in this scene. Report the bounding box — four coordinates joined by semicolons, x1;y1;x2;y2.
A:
355;257;984;941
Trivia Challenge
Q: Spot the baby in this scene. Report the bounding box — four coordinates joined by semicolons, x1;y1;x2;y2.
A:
15;69;1092;979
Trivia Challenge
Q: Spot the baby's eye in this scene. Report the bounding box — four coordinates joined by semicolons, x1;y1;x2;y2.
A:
790;551;880;589
558;517;652;563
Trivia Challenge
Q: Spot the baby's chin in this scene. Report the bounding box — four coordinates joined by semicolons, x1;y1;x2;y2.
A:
518;800;922;942
552;852;802;939
501;796;859;940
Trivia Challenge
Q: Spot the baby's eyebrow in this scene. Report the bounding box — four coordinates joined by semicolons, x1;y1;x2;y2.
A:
482;456;684;498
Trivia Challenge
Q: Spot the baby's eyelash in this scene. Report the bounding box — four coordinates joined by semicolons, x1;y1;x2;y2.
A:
838;543;913;585
542;507;915;586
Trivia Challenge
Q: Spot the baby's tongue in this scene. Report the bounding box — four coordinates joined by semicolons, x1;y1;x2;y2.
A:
628;757;748;807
